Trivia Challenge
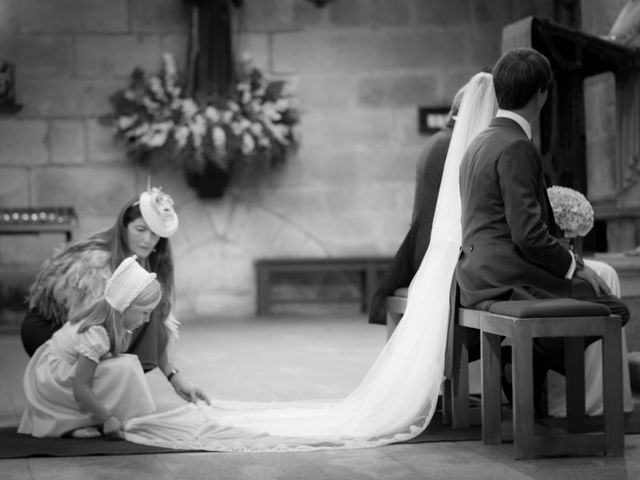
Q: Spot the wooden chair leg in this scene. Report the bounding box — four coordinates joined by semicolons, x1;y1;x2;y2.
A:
442;378;452;425
512;328;534;460
450;324;470;428
385;311;401;339
564;336;585;432
481;329;502;445
363;265;377;313
602;319;624;456
256;268;270;315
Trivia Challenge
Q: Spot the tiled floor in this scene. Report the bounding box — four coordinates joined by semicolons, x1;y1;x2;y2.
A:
1;314;640;480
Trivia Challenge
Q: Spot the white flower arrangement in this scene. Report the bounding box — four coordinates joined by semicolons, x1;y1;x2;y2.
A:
546;185;594;238
107;53;299;181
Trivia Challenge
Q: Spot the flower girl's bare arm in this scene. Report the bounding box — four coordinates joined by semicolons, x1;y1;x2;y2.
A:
73;356;117;424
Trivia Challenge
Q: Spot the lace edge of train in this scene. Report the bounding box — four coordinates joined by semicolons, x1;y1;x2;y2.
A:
123;418;430;453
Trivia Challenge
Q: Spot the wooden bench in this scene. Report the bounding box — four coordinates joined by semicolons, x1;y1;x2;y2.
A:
0;206;77;242
255;256;393;315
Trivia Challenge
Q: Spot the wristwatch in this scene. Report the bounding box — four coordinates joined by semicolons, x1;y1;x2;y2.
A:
575;254;585;271
166;368;180;382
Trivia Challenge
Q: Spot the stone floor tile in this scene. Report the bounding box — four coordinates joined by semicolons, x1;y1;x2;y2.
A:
0;458;34;480
309;447;432;480
381;443;534;480
158;452;277;480
249;450;337;480
26;455;174;480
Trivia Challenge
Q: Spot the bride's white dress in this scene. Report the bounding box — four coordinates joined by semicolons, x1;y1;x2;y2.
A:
546;258;633;417
123;72;499;451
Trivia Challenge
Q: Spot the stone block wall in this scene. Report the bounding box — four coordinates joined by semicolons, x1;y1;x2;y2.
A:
581;0;640;253
582;0;640;354
0;0;554;320
0;0;191;325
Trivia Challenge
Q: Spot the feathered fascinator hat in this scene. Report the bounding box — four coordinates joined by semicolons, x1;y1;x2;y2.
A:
139;182;179;238
105;256;157;313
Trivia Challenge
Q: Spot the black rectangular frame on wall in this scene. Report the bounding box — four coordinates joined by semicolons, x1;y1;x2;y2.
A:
417;106;450;134
0;58;22;114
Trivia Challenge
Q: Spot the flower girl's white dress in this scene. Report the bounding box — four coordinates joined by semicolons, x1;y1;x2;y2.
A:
18;321;155;437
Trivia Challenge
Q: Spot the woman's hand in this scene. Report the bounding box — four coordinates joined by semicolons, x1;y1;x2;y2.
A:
575;265;612;297
103;415;124;439
170;373;211;405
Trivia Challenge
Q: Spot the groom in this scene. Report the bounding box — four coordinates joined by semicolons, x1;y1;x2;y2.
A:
455;48;630;395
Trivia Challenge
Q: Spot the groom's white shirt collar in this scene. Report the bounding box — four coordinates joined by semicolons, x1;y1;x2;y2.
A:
496;109;532;140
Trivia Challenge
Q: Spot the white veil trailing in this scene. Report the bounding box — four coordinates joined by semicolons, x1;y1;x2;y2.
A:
123;72;498;452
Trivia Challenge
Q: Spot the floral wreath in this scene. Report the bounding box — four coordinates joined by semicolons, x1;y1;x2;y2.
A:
106;53;300;179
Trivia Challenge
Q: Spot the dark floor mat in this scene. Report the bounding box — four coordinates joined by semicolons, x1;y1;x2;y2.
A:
3;405;639;459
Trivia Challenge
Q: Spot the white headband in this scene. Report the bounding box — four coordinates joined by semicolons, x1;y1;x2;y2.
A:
105;256;158;313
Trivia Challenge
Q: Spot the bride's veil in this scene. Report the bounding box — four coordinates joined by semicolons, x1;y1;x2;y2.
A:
124;72;498;452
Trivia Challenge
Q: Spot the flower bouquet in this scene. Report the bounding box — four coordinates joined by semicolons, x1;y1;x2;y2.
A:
106;53;300;197
546;186;594;238
106;53;182;162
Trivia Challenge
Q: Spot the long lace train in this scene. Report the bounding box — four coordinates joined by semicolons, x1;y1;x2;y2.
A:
124;241;455;451
124;72;498;452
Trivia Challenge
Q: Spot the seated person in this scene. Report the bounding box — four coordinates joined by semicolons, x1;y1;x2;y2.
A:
456;48;630;413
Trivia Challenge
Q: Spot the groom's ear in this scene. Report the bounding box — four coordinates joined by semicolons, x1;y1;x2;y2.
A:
536;87;549;106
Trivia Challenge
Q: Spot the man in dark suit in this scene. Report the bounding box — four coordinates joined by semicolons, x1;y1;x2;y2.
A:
368;86;466;326
455;48;629;388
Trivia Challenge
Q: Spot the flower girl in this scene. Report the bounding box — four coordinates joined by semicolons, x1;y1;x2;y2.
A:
18;256;161;438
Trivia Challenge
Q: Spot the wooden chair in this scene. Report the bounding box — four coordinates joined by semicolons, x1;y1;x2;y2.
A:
385;288;408;338
385;289;476;429
466;299;625;459
386;293;626;459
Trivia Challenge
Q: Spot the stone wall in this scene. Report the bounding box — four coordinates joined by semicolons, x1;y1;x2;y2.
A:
0;0;555;321
582;0;640;352
582;0;640;252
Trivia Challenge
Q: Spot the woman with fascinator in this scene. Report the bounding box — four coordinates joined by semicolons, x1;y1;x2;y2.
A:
20;186;210;406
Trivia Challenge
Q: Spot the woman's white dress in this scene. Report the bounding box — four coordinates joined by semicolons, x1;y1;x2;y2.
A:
546;258;634;417
18;322;155;437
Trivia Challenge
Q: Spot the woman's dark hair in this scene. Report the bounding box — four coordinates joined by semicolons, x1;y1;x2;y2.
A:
492;48;553;110
68;196;175;326
111;197;175;322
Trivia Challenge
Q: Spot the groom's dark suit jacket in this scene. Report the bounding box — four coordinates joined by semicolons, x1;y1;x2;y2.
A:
454;115;630;376
456;116;575;305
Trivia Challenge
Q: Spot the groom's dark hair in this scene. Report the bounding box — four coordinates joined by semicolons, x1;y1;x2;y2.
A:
492;48;552;110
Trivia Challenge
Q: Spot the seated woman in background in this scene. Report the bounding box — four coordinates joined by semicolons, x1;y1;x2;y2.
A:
20;185;210;406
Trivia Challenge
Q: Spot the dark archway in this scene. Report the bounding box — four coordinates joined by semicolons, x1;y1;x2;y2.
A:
184;0;242;101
